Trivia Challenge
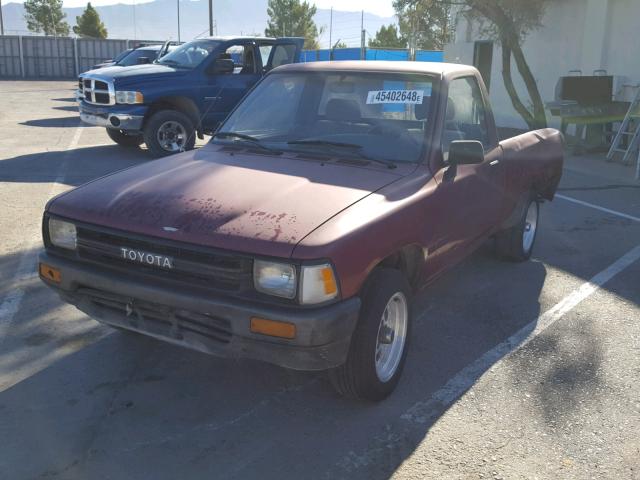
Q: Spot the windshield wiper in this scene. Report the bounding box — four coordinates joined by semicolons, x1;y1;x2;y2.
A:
212;131;281;154
287;139;397;169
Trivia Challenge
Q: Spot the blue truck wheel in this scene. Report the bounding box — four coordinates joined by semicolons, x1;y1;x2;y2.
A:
143;110;196;158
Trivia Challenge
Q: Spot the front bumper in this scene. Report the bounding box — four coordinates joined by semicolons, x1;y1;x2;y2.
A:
78;100;147;132
39;252;360;371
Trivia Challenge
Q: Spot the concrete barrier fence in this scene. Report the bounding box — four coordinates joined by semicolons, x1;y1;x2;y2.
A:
0;36;162;79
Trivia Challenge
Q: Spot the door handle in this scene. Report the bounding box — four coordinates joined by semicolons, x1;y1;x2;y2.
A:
489;159;500;166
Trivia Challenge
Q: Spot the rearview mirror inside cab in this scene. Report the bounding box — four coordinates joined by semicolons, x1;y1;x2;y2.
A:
136;56;151;65
448;140;484;166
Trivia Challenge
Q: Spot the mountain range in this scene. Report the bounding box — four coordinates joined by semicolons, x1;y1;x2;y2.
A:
1;0;397;48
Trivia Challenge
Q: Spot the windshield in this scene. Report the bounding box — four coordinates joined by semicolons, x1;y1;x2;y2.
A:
217;71;435;164
116;48;159;66
155;40;221;69
112;49;131;63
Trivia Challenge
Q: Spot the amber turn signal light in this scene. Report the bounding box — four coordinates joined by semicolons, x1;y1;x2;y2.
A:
250;317;296;339
39;263;62;283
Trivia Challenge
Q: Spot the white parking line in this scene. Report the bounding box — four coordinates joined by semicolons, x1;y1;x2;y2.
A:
0;126;81;328
400;243;640;425
556;194;640;223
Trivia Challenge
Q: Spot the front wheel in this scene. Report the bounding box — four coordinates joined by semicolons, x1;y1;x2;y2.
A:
143;110;196;157
329;268;412;401
495;196;540;262
106;128;144;148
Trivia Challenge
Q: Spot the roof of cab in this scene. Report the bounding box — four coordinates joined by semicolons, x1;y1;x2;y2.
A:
199;36;303;42
275;61;478;78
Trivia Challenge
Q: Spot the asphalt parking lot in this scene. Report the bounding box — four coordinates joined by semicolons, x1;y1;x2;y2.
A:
0;81;639;480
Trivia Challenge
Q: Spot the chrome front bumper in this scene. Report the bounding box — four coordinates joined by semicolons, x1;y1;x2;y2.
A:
79;111;145;130
78;99;145;131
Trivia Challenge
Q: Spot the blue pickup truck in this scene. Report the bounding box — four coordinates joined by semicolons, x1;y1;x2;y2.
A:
77;36;304;156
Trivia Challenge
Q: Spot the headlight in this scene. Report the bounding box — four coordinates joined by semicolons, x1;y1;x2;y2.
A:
300;263;338;305
254;260;296;299
48;218;77;250
115;91;144;104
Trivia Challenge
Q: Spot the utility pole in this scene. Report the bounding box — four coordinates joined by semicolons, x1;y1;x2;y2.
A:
360;10;364;60
133;0;137;40
329;7;332;51
177;0;181;42
0;0;4;36
208;0;213;36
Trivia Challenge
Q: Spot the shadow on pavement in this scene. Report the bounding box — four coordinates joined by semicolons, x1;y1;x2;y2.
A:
20;117;92;128
52;105;80;113
0;145;151;186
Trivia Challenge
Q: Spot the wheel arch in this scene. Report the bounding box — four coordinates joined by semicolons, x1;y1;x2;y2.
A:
144;96;202;134
363;244;426;293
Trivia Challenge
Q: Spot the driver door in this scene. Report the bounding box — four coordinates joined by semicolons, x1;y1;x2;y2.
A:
201;42;262;129
423;76;505;277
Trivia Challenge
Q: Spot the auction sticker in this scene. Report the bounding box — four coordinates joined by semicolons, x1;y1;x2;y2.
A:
366;90;424;104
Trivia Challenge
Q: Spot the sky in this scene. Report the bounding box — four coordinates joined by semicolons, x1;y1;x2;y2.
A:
2;0;396;17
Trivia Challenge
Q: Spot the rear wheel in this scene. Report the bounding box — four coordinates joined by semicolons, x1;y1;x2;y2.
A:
495;196;539;262
143;110;196;157
329;268;411;401
106;128;144;148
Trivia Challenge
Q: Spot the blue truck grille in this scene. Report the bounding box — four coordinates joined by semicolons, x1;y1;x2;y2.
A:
79;76;114;105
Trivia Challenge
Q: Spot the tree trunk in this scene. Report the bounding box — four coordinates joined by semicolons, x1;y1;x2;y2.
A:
510;41;547;129
467;2;548;130
500;34;548;130
500;38;536;129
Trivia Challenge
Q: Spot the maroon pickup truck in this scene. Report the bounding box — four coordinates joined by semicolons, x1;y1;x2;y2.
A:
39;62;563;400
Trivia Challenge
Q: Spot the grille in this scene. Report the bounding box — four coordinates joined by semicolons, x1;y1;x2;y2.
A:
76;226;253;294
79;76;114;105
79;287;232;344
95;92;110;104
78;77;83;92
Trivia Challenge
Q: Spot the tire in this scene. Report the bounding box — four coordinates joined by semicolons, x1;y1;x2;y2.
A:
106;128;144;148
495;195;540;262
329;268;412;401
143;109;196;158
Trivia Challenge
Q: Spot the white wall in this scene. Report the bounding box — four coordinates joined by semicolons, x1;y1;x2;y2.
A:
444;0;640;130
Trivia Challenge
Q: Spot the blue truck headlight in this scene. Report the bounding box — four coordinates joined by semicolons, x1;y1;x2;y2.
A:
253;260;296;299
115;91;144;104
48;218;77;250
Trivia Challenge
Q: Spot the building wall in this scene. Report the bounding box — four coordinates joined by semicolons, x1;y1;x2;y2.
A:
444;0;639;130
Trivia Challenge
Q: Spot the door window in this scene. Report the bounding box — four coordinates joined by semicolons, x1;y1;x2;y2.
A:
442;76;491;159
258;45;273;68
268;44;297;69
218;44;257;75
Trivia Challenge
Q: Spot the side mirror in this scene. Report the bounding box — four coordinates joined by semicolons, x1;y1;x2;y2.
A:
448;140;484;166
210;58;234;75
137;56;151;65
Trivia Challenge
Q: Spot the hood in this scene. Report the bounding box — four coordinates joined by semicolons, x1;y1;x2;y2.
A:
84;64;189;84
48;144;409;258
91;61;116;69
